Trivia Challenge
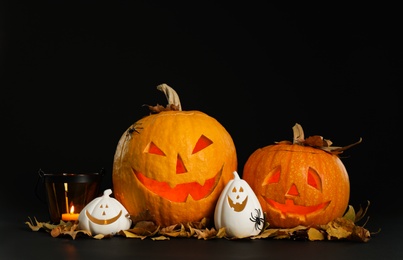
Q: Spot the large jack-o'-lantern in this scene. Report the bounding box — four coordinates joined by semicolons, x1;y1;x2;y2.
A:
243;123;361;228
112;84;237;227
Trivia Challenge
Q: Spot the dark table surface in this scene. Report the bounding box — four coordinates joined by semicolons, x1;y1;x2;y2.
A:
1;206;401;260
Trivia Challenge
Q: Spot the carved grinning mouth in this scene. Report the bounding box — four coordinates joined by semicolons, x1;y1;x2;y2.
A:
85;210;123;225
264;197;330;216
133;168;223;202
227;196;248;212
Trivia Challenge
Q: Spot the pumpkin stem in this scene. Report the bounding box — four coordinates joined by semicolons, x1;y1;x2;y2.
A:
292;123;305;144
157;83;182;111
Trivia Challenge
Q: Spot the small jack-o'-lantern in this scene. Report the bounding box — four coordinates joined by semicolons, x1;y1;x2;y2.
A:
214;171;264;238
243;124;361;228
78;189;132;235
112;84;237;227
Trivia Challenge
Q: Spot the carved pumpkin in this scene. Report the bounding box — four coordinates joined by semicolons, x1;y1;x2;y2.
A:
214;171;264;238
112;84;237;227
78;189;132;235
243;124;361;228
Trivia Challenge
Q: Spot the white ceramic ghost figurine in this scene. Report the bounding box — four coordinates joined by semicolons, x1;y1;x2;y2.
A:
214;171;264;238
78;189;132;235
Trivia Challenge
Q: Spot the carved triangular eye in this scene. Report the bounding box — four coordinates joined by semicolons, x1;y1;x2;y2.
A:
192;135;213;154
262;166;281;185
146;142;165;156
307;167;322;191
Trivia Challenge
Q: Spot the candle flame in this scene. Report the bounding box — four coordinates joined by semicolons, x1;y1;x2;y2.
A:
70;205;75;214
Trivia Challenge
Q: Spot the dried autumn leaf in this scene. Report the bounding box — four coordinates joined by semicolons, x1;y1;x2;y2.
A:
307;228;325;241
93;234;106;240
151;235;170;241
343;205;356;222
119;230;148;240
50;226;62;237
250;228;279;239
193;228;218;240
215;227;227;238
160;223;191;238
188;217;211;229
143;104;165;113
322;217;355;240
291;123;362;155
142;103;180;114
355;200;370;223
128;220;159;236
305;135;331;147
277;225;308;240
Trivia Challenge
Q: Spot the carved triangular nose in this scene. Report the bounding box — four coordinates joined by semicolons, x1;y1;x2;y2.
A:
176;154;187;174
287;183;299;196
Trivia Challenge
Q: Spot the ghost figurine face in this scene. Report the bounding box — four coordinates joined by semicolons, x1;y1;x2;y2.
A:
78;189;132;235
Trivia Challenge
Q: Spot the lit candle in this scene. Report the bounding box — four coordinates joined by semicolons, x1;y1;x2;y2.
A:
61;205;79;222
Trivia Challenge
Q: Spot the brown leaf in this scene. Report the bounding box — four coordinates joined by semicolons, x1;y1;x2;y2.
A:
321;218;354;240
142;104;166;113
142;103;180;114
350;225;371;242
290;123;362;155
119;230;148;240
305;135;330;147
127;221;159;236
160;223;191;237
355;200;370;223
193;228;218;240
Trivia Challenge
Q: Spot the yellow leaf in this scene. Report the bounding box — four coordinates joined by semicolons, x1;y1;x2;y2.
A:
343;205;356;222
119;230;147;239
93;234;105;240
307;228;324;241
151;236;170;241
215;227;227;238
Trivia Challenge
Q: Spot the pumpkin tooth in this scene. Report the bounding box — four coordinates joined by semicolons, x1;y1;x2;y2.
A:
185;194;195;202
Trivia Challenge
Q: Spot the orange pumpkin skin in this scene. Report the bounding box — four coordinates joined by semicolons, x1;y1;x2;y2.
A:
112;110;237;227
243;143;350;228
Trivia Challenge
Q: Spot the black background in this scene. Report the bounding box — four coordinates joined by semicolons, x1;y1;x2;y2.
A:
1;2;402;259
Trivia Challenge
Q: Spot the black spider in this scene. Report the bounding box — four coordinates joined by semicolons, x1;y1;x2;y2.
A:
249;208;265;231
126;123;143;137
